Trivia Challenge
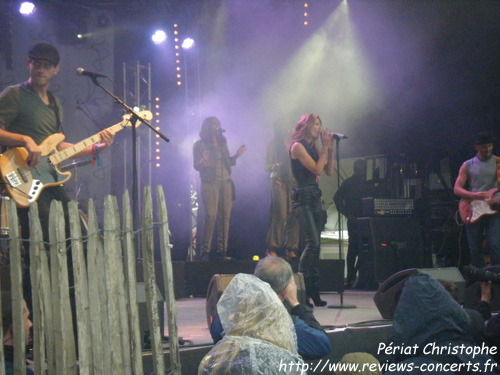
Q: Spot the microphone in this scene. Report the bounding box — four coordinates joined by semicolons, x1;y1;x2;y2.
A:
333;133;348;140
76;68;107;79
461;265;500;284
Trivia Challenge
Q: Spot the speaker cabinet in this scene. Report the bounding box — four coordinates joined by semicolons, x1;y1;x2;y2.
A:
205;273;306;328
357;217;425;284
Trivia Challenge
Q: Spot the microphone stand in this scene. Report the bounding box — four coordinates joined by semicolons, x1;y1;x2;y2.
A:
89;76;170;258
328;137;356;309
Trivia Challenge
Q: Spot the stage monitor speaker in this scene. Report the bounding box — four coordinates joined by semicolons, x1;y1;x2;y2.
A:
357;217;425;284
373;267;464;319
464;265;500;312
205;273;306;328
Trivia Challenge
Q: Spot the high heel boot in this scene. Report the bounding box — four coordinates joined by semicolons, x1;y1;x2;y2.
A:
304;276;327;307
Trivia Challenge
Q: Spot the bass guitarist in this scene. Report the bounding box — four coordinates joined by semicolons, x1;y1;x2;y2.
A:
0;43;114;304
454;131;500;267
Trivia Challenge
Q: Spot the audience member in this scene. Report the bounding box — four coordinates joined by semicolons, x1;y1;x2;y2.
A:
438;279;486;346
210;256;331;359
336;352;382;375
384;273;498;374
1;291;34;375
199;273;304;374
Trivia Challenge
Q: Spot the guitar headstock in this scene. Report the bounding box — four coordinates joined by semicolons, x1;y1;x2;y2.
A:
122;110;153;128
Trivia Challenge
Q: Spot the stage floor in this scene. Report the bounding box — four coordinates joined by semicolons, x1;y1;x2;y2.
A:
173;290;385;346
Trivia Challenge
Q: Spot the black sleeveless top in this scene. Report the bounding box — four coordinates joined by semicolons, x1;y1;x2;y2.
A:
291;140;318;188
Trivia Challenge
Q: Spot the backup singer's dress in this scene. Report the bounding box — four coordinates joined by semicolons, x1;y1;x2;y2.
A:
193;136;236;258
265;139;299;256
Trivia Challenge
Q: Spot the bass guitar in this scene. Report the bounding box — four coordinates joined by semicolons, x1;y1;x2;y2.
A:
459;188;499;224
0;110;152;208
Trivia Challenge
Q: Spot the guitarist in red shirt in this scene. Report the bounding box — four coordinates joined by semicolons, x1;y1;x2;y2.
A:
454;132;500;267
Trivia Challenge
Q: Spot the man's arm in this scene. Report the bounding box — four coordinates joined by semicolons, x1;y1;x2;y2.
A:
57;129;114;159
0;125;41;167
283;277;331;359
454;162;492;201
293;316;331;359
209;314;224;344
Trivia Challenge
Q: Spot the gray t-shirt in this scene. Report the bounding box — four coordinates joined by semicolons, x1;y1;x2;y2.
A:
465;155;499;193
0;82;63;145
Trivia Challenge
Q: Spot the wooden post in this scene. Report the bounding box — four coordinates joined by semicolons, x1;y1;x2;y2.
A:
102;196;125;374
68;201;92;375
141;186;165;375
8;199;25;375
48;200;76;375
156;186;181;374
107;196;132;374
86;200;108;375
122;191;144;375
28;203;49;375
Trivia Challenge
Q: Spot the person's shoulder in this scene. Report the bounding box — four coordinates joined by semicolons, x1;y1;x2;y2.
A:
0;83;22;97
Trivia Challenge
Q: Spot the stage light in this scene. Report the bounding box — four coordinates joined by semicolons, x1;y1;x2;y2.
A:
182;38;195;50
152;30;167;45
19;2;35;16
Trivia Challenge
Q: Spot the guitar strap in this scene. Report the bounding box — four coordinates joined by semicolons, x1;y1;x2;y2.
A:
48;91;63;134
497;157;500;184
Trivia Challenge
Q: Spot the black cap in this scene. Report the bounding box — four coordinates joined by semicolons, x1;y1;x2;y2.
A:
474;131;495;145
28;43;60;66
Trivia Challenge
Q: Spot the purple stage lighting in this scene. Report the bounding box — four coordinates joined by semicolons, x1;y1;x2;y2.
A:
182;38;195;49
152;30;167;45
19;2;35;15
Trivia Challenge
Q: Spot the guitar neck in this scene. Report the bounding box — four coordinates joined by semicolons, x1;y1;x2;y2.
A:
49;123;123;165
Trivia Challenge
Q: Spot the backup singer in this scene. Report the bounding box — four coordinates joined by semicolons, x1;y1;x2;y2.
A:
193;116;245;260
290;114;334;307
265;119;300;258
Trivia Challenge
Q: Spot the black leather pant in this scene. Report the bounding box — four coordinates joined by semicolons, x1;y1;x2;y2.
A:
293;185;323;280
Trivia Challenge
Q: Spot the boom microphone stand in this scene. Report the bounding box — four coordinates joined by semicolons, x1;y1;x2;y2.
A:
328;137;356;309
86;74;170;256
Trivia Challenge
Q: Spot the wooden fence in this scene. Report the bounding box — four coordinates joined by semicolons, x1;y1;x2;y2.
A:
0;185;180;375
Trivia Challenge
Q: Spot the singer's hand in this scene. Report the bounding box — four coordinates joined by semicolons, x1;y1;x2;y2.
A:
236;144;246;157
202;150;211;161
320;129;333;149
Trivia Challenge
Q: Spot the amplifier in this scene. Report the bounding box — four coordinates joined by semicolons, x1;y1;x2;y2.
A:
362;197;415;217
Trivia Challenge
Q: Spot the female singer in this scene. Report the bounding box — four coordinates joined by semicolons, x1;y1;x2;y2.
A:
193;116;246;260
290;114;334;307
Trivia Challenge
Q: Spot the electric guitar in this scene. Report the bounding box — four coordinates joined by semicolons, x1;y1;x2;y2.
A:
0;110;152;208
459;188;499;224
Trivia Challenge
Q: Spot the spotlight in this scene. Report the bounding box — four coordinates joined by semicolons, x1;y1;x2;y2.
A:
152;30;167;45
19;2;35;15
182;38;195;49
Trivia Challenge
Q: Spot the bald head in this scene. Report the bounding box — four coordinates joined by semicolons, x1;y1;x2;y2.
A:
254;256;293;295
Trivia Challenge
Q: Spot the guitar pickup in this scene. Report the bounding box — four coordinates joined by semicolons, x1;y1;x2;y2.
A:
6;171;21;188
17;168;28;183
